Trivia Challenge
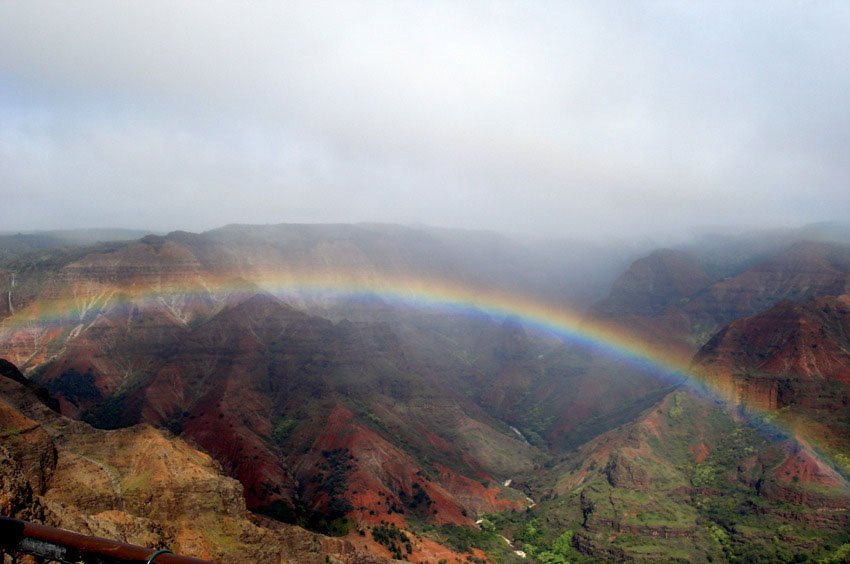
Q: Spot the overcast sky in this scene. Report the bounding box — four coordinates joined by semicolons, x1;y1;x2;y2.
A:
1;1;848;240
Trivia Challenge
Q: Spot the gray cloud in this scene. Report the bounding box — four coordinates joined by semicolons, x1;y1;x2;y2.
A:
1;1;848;239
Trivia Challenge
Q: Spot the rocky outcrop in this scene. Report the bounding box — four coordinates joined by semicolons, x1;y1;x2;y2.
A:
694;294;850;459
571;530;628;561
0;445;44;522
697;295;850;383
0;379;58;497
0;358;60;412
604;451;651;491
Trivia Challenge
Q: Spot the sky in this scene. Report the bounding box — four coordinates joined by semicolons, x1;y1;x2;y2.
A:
1;1;848;240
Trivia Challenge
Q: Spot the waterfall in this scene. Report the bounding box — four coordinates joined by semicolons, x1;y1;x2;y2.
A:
7;273;15;314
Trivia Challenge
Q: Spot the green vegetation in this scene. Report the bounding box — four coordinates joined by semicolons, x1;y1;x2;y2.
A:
317;448;354;512
313;514;352;537
200;519;241;552
708;523;733;561
355;403;392;435
820;543;850;564
163;409;189;435
513;518;583;562
123;471;152;493
82;392;133;429
403;518;519;562
399;481;433;515
482;512;590;563
406;512;586;563
79;374;150;430
47;368;101;405
668;392;684;418
516;404;553;449
0;427;21;438
473;393;850;563
270;416;298;444
254;500;300;525
432;523;488;554
304;448;354;536
371;521;412;560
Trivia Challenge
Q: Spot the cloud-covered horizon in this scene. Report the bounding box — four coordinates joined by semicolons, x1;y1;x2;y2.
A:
1;1;848;241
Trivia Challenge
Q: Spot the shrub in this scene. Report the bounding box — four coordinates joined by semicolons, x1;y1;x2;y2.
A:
48;368;101;405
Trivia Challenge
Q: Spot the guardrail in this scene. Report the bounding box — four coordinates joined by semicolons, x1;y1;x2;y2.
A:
0;515;214;564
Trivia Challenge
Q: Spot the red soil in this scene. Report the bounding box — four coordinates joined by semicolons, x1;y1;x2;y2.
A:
690;442;710;463
774;446;845;488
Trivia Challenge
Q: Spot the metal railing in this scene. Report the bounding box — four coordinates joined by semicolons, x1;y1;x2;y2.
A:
0;516;214;564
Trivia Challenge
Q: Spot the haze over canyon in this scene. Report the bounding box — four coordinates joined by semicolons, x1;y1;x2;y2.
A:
0;221;849;562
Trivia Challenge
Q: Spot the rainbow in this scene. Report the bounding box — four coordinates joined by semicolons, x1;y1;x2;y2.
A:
3;270;690;376
261;272;695;376
2;270;848;476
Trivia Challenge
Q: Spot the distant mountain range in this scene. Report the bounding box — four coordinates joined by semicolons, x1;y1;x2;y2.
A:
1;222;848;562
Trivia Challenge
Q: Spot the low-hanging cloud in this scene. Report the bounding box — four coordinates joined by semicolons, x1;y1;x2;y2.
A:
1;1;848;239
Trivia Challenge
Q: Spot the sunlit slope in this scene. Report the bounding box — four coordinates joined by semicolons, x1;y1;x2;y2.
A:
0;359;375;563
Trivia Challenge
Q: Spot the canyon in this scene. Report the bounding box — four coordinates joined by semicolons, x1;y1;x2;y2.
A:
1;223;849;562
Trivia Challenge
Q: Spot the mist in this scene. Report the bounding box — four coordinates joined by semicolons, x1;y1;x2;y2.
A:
1;1;848;241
